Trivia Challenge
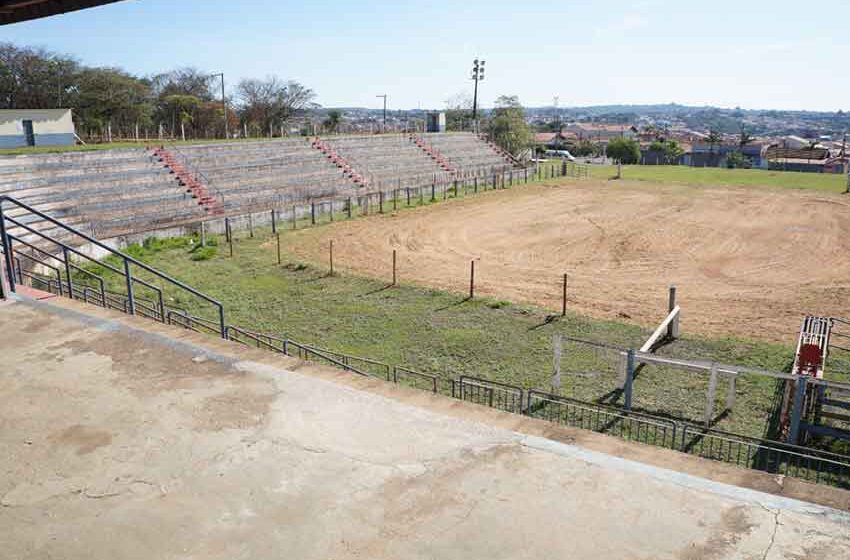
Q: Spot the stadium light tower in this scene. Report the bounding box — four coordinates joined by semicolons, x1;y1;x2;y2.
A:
210;73;228;139
471;59;485;125
376;94;387;132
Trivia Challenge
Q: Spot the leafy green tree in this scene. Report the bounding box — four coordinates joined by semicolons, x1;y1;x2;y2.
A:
648;138;684;163
569;139;598;157
726;151;750;169
607;137;641;164
488;95;531;157
323;110;342;133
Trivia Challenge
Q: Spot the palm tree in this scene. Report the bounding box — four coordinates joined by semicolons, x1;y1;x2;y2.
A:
706;129;722;167
738;126;754;149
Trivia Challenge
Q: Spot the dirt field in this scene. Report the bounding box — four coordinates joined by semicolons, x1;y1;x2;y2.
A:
283;179;850;343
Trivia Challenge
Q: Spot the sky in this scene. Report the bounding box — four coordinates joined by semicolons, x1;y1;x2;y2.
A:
2;0;849;112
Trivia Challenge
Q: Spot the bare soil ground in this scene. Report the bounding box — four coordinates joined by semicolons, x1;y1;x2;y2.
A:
283;179;850;343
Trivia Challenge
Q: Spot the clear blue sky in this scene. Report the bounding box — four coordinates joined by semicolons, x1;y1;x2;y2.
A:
3;0;848;112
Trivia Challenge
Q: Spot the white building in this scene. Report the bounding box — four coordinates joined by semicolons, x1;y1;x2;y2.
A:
0;109;76;148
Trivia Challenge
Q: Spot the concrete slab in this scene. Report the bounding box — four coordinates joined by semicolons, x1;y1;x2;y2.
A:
1;298;849;559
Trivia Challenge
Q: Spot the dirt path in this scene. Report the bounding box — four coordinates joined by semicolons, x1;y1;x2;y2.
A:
282;180;850;343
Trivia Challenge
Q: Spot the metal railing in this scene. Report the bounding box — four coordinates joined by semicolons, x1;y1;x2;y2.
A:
394;366;439;393
456;376;525;414
0;195;226;337
527;390;679;449
162;142;225;208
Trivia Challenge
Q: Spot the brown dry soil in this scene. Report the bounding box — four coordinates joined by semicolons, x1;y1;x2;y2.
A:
283;179;850;343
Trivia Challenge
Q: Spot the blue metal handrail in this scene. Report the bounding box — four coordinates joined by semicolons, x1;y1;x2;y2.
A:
0;195;226;338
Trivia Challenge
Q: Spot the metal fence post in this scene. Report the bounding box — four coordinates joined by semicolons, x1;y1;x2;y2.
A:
668;285;679;338
392;249;397;286
311;201;316;225
562;273;568;316
62;247;73;300
276;233;281;265
0;205;15;292
788;376;809;445
624;350;635;410
1;202;16;293
123;258;135;315
271;209;277;233
726;373;737;410
704;363;718;427
469;260;475;299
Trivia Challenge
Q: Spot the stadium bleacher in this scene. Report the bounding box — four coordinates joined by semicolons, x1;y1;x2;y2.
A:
0;148;206;252
0;133;522;249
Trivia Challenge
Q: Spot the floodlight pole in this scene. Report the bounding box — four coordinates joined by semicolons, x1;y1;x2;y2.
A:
471;58;485;132
211;72;228;139
376;94;387;132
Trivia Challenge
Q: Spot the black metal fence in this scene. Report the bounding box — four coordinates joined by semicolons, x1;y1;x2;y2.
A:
456;376;525;414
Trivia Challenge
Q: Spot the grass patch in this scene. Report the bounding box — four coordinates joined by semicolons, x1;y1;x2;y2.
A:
69;226;830;443
586;164;847;193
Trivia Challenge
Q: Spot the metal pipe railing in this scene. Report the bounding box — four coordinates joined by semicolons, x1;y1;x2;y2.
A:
0;195;226;338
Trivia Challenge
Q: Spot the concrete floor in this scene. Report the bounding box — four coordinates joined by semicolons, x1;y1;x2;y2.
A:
1;298;849;559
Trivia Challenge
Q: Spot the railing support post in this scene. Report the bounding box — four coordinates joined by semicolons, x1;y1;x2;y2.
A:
218;305;226;339
0;202;16;293
788;376;809;445
704;363;718;427
123;258;135;315
62;247;73;300
624;350;635;410
667;285;679;338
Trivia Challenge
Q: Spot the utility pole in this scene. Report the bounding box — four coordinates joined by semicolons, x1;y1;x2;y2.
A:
211;73;228;139
376;94;387;132
471;58;485;130
844;132;849;194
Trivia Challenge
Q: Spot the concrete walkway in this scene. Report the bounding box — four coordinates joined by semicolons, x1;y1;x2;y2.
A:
1;298;849;559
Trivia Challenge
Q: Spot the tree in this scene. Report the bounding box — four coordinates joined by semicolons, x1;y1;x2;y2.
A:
606;137;641;164
706;128;722;166
569;139;599;157
323;110;342;133
0;42;79;109
444;92;473;131
236;77;317;137
151;67;214;101
726;151;750;169
73;67;153;139
488;95;531;157
648;138;684;163
738;127;754;149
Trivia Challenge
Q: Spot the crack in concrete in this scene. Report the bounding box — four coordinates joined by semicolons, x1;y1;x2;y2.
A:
759;505;781;560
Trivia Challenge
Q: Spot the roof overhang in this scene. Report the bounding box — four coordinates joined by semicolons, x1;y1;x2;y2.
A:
0;0;125;25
